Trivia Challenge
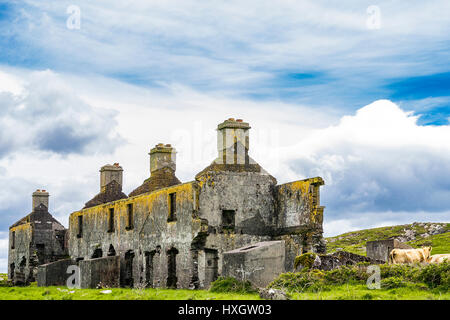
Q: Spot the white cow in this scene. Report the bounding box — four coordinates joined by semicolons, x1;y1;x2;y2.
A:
389;247;432;264
428;254;450;264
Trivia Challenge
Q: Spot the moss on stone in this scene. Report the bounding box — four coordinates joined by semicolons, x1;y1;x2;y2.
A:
294;252;317;270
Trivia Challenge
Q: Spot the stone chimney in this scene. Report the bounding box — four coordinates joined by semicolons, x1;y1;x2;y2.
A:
217;118;250;165
32;189;49;210
100;163;123;192
149;143;176;174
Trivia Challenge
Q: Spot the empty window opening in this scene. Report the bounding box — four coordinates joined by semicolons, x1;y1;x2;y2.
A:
310;185;319;207
168;193;177;222
123;250;135;287
91;248;103;259
189;249;199;289
221;210;235;232
241;245;257;251
9;263;15;281
36;244;45;264
108;208;115;232
11;231;15;249
77;215;83;238
166;247;179;288
107;244;116;256
145;251;156;288
233;136;238;164
19;257;26;273
55;231;65;250
126;203;134;230
204;249;219;286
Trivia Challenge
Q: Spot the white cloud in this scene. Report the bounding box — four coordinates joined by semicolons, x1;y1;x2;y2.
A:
0;69;123;157
5;0;449;97
276;100;450;232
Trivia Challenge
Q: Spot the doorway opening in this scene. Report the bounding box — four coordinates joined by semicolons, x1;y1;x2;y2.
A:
166;247;179;288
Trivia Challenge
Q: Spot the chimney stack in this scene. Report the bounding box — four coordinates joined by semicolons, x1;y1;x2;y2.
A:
100;163;123;192
32;189;49;210
217;118;250;165
149;143;176;174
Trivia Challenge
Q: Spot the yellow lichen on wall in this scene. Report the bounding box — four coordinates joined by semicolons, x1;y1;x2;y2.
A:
69;181;197;236
10;222;32;233
277;177;325;225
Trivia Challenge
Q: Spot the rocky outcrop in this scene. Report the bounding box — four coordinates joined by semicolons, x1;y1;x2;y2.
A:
295;251;384;271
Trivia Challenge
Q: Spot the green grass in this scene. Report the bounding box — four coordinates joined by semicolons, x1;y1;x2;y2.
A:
326;222;450;256
1;283;447;300
0;273;261;300
289;283;450;300
1;271;448;300
0;285;261;300
408;232;450;255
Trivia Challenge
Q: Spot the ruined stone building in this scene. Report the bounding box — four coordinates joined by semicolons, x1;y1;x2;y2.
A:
8;190;68;285
10;118;326;288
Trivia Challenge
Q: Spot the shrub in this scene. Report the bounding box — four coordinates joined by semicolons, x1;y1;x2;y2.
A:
379;264;419;281
268;270;326;292
381;277;406;289
416;261;450;289
209;277;257;294
323;266;368;285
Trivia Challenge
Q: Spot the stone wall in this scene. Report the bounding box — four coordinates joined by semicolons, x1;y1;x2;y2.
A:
8;223;33;285
37;259;74;287
79;256;120;288
68;181;201;289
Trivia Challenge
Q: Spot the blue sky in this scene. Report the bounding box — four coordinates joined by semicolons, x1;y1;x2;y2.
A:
0;1;449;272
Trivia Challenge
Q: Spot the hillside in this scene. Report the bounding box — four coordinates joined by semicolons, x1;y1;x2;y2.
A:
325;222;450;256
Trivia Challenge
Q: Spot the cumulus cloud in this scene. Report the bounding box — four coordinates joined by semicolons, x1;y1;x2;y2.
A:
274;100;450;234
0;70;123;157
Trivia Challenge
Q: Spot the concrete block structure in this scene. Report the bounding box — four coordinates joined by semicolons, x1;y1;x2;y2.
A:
79;256;120;288
222;241;286;288
11;118;326;289
37;259;73;287
366;239;413;262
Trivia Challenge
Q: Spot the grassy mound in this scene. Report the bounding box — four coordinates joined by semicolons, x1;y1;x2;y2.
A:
326;222;450;255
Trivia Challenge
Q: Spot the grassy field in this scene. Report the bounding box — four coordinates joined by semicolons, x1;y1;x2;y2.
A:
1;273;448;300
289;283;450;300
326;222;450;255
0;283;448;300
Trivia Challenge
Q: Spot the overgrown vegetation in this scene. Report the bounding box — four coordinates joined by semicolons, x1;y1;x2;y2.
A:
293;252;317;270
209;277;257;294
326;222;450;255
268;262;450;299
0;274;9;287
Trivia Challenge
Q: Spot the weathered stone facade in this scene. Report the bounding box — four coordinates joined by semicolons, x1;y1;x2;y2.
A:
11;118;326;289
8;190;68;285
